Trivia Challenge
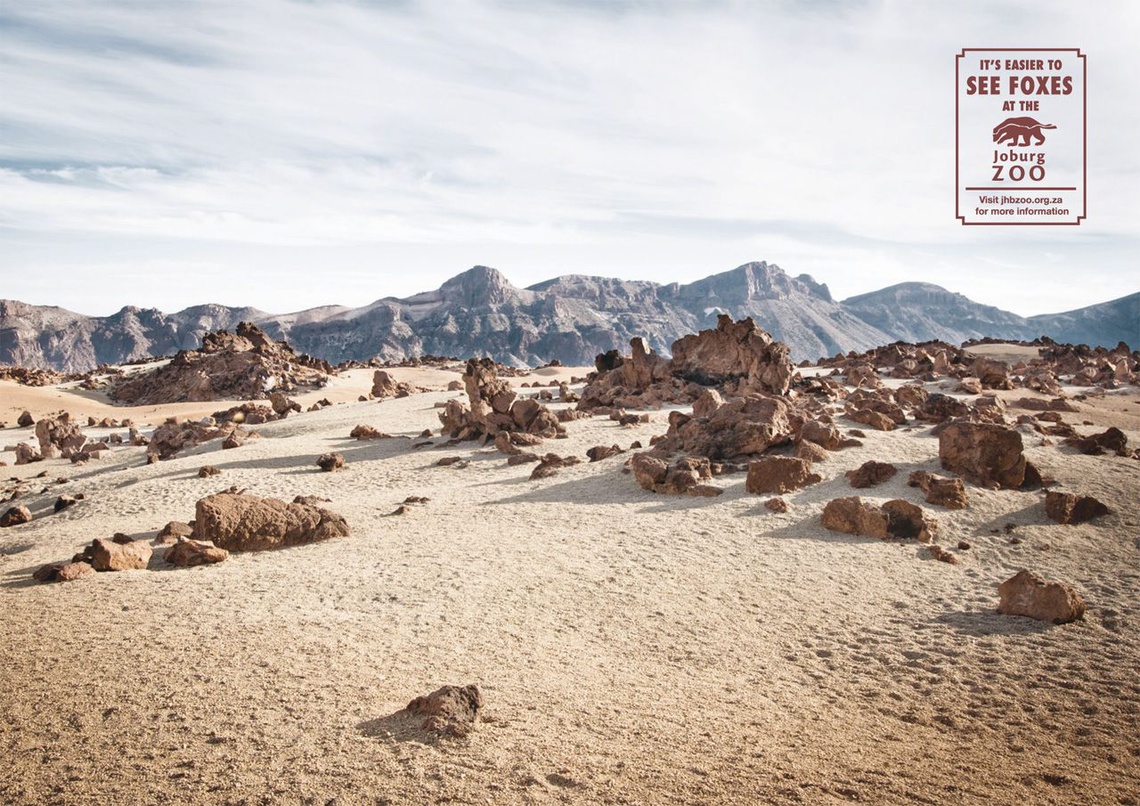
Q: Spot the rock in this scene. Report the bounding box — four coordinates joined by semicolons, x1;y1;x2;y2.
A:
586;445;624;462
35;413;86;458
845;461;898;489
938;422;1026;489
269;391;301;416
222;428;257;450
156;521;195;545
907;471;968;509
371;370;413;399
530;453;581;480
847;407;896;431
447;379;463;391
437;456;465;467
798;419;842;451
792;440;828;463
33;561;95;583
631;453;720;496
350;424;391;440
926;544;959;565
654;394;794;460
1064;427;1128;456
147;418;228;460
881;499;935;542
198;465;221;478
0;505;32;527
17;410;34;427
764;498;789;513
997;569;1085;624
745;456;821;495
88;537;152;571
406;684;483;738
670;315;794;396
506;452;540;465
191;492;350;551
821;497;888;538
916;394;972;423
54;494;82;513
14;443;41;464
166;539;229;567
317;452;345;472
1044;491;1110;525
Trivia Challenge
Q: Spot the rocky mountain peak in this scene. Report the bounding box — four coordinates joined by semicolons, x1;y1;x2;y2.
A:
438;265;523;309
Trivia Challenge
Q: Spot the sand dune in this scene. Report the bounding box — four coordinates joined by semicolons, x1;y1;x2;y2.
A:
1;376;1138;804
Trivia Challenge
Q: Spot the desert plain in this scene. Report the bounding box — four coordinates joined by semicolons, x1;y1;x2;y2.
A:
1;343;1139;806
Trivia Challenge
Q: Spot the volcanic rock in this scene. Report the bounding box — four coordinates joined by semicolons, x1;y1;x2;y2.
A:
317;452;345;472
14;443;41;465
17;410;34;427
0;505;32;527
745;456;821;495
907;471;969;509
845;461;898;489
998;569;1085;624
670;315;794;396
881;499;935;541
191;492;350;551
820;497;889;539
529;453;581;480
586;445;624;462
33;561;95;583
631;453;720;496
87;537;152;571
166;539;229;567
1064;427;1128;456
1044;491;1110;524
938;422;1026;489
406;684;483;738
35;413;86;459
156;521;195;545
350;424;392;440
654;394;794;460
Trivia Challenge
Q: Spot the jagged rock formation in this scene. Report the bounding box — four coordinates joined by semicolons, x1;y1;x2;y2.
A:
109;322;330;405
3;264;1136;371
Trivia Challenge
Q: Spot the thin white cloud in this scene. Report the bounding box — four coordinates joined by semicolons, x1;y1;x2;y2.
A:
0;0;1136;316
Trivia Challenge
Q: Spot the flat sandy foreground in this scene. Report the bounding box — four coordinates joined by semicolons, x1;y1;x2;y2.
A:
2;356;1139;805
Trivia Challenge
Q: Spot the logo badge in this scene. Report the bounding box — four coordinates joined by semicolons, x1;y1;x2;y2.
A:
956;48;1086;225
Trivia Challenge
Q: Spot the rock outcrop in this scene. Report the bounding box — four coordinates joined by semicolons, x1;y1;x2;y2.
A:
998;569;1085;624
191;492;350;551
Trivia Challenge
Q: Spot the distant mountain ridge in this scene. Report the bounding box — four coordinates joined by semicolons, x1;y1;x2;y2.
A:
2;262;1136;372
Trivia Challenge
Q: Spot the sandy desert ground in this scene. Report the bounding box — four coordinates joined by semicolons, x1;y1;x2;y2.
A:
1;356;1138;805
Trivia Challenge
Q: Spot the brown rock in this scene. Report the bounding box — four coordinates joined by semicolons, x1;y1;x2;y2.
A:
654;394;794;460
669;315;794;396
33;561;95;583
764;497;789;513
437;456;465;467
847;408;896;431
191;492;350;551
845;461;898;489
269;391;301;416
506;452;540;466
971;356;1013;389
1064;427;1128;456
88;537;152;571
997;569;1085;624
156;521;195;545
54;494;82;513
798;419;842;451
938;422;1026;489
927;544;959;565
406;684;483;738
14;443;41;464
907;471;968;509
882;499;935;541
821;497;888;538
351;424;392;440
17;410;35;427
745;456;821;495
916;394;972;423
198;465;221;478
792;440;828;463
586;445;624;462
166;539;229;567
1044;491;1110;525
0;505;32;527
317;452;345;472
530;453;580;480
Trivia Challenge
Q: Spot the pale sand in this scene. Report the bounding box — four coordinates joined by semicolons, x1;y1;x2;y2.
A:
1;379;1138;804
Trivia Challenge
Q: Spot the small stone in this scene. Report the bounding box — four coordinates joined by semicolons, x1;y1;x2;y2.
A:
317;452;345;472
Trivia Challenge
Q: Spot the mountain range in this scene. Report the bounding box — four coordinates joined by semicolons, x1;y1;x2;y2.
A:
2;262;1136;372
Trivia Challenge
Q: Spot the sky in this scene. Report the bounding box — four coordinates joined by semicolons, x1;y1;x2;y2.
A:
1;0;1137;318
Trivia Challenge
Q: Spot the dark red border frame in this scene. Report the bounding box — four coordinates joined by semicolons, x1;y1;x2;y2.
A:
955;48;1086;226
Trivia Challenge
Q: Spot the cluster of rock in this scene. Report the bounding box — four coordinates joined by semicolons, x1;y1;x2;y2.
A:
10;413;115;465
33;491;350;582
812;338;1138;393
439;358;565;443
109;322;332;405
145;417;260;461
578;316;795;412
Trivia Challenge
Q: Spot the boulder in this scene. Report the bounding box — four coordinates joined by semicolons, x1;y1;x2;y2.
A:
14;443;41;465
0;505;32;527
156;521;195;545
881;499;935;542
17;410;34;427
529;454;581;480
88;537;152;571
586;445;624;462
792;440;829;464
1044;491;1110;525
406;684;483;738
269;391;301;416
845;461;898;489
631;454;720;496
821;497;888;538
764;498;789;513
1064;427;1128;456
907;471;969;509
971;356;1013;389
798;419;842;451
198;465;221;478
915;394;972;423
33;561;95;583
35;413;86;459
998;569;1085;624
54;494;82;513
653;394;794;460
938;422;1026;489
191;492;350;551
371;370;413;399
166;539;229;567
317;452;345;472
669;315;794;396
350;424;392;441
745;456;821;495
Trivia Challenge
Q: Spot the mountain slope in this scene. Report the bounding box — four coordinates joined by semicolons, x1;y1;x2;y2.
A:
2;265;1135;371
